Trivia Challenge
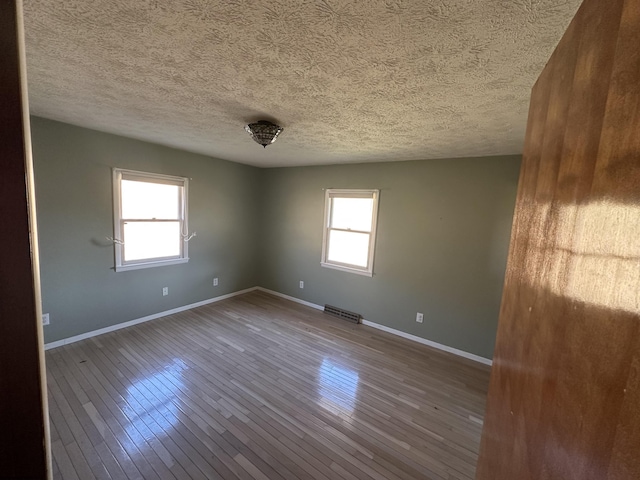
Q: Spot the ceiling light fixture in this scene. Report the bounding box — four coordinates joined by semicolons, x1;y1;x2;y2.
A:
244;120;283;148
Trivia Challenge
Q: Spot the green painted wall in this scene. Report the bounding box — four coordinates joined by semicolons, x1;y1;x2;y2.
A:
32;117;520;359
32;117;261;343
258;157;520;359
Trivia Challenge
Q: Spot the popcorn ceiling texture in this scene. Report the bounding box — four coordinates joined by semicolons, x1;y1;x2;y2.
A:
23;0;581;167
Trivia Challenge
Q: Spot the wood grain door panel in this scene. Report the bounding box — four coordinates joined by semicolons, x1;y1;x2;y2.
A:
476;0;640;479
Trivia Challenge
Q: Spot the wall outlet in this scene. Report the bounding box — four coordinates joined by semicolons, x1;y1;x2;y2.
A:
42;313;50;326
162;287;169;296
416;312;424;323
213;277;219;287
299;280;304;289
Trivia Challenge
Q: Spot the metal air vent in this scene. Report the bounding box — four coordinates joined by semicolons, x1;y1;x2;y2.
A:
324;304;362;324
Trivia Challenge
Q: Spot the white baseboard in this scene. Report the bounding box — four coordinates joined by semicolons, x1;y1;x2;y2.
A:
46;285;493;366
256;287;492;366
256;287;324;311
361;320;492;366
44;287;259;350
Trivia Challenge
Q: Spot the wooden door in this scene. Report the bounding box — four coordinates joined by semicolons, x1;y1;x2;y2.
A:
475;0;640;479
0;0;50;477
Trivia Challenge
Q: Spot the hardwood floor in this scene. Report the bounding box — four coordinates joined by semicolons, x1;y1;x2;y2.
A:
46;291;490;480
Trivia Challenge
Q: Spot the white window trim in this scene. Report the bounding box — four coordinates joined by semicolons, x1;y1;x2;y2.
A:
321;188;379;277
112;168;190;272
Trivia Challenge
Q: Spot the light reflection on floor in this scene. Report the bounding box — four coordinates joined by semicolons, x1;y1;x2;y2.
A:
124;358;188;442
318;358;359;414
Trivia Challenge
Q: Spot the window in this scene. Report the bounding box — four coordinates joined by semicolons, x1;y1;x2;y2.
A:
321;189;379;276
112;169;190;272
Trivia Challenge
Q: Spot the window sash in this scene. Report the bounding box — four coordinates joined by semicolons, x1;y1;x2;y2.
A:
326;226;372;235
121;180;183;220
121;220;183;262
326;229;371;268
328;197;374;232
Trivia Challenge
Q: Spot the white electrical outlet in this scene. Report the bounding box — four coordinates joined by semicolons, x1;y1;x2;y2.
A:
416;312;424;323
213;277;219;286
42;313;50;326
299;280;304;289
162;287;169;296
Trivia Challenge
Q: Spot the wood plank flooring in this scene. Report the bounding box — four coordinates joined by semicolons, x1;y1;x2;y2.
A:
46;291;491;479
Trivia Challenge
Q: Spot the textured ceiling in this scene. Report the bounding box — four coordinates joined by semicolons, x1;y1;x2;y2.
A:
23;0;581;167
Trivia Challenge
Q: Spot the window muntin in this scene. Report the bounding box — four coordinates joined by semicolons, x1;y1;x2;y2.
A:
321;189;379;276
113;169;189;272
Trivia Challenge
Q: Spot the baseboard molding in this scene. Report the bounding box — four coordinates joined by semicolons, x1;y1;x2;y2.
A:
44;287;259;350
46;285;493;366
361;320;492;366
256;287;325;311
257;287;492;366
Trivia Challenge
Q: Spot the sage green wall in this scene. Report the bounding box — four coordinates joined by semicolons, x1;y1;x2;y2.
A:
32;117;261;344
258;157;520;359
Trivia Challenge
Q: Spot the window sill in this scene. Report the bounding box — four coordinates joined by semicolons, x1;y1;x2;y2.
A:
320;262;373;277
115;257;189;272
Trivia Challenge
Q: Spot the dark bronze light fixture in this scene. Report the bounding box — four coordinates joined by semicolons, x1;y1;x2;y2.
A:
244;120;283;148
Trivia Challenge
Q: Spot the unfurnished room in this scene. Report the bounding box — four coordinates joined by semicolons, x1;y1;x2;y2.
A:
2;0;640;479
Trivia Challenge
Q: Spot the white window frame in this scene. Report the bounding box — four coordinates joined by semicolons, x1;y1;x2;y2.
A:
321;189;379;277
112;168;190;272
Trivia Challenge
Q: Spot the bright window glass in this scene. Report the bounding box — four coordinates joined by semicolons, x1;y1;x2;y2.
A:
327;230;370;267
123;222;181;261
330;198;374;231
121;181;180;219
